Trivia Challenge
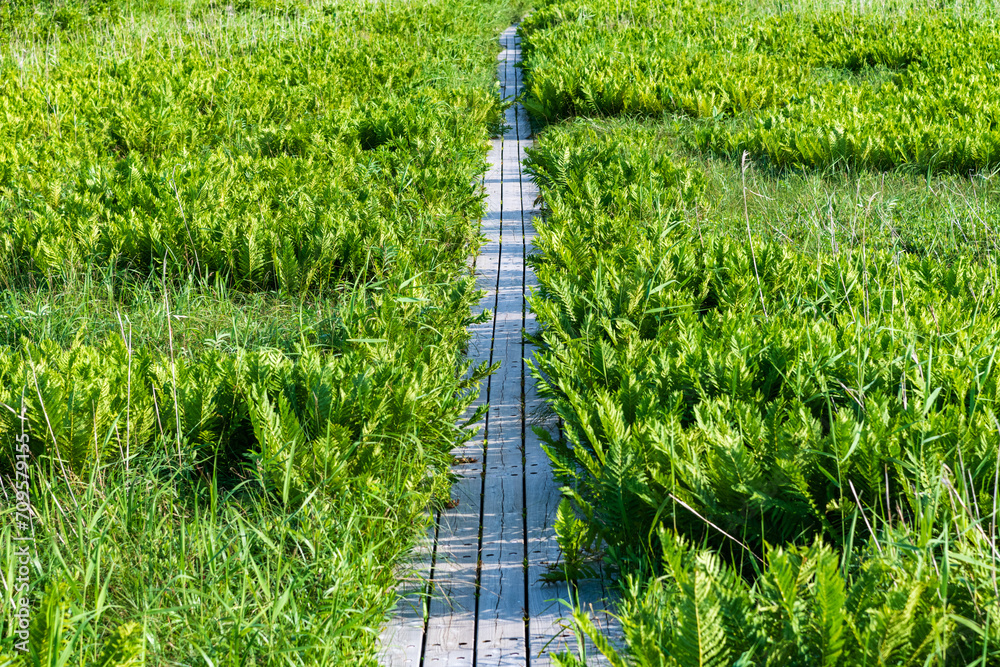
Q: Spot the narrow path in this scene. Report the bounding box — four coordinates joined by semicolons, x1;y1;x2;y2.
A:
380;26;620;667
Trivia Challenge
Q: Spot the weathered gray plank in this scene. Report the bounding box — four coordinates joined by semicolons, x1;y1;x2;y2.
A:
475;415;528;666
379;523;434;667
422;498;480;666
474;26;530;667
423;330;490;666
524;410;575;666
425;26;525;666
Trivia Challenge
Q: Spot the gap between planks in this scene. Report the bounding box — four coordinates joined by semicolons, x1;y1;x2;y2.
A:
380;25;620;667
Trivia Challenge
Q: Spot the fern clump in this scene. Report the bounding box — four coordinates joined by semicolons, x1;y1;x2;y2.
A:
520;0;1000;173
526;116;1000;663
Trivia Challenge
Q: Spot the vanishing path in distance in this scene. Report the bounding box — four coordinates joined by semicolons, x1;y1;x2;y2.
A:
379;25;620;667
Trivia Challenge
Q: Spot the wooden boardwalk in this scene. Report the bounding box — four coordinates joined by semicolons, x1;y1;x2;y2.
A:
379;26;620;667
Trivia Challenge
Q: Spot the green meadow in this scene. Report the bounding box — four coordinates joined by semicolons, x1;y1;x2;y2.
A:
520;0;1000;663
8;0;1000;663
0;0;520;663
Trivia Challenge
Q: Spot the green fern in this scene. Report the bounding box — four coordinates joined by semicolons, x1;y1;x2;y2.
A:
95;623;143;667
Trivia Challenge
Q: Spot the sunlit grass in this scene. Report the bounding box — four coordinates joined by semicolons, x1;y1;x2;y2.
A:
0;0;522;662
522;35;1000;667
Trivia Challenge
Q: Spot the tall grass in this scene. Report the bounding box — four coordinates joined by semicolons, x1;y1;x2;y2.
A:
523;119;1000;664
0;0;523;662
2;446;429;663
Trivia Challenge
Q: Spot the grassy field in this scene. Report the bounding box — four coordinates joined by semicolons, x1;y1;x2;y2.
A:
0;0;521;663
522;0;1000;172
520;0;1000;664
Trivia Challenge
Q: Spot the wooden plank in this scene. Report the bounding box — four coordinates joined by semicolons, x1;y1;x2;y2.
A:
524;400;575;666
423;285;490;665
422;493;481;666
379;523;434;667
475;406;528;667
423;323;489;665
476;325;525;667
474;27;530;667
